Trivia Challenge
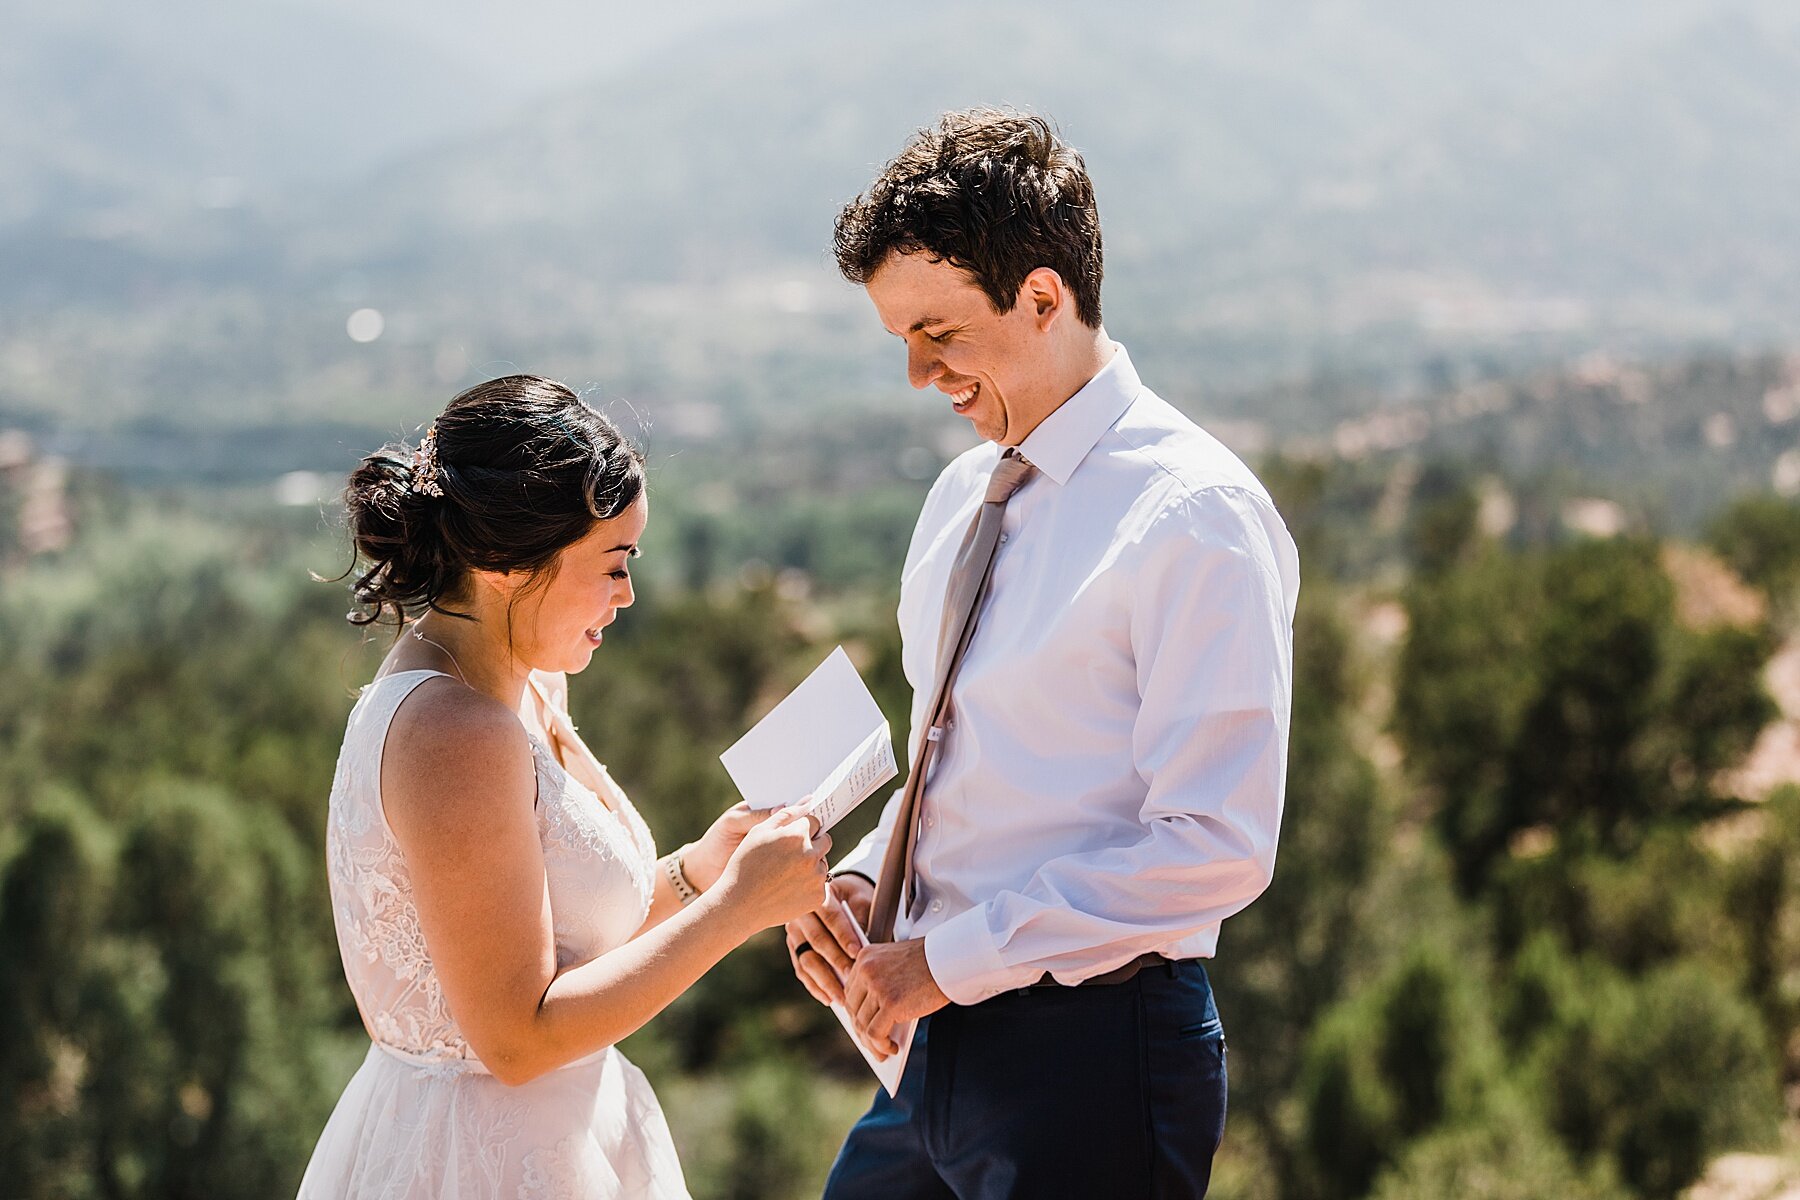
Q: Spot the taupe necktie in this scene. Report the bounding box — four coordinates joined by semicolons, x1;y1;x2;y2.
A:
868;449;1036;943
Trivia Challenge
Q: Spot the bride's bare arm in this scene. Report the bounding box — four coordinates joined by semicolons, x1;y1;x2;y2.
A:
383;681;828;1087
636;851;714;933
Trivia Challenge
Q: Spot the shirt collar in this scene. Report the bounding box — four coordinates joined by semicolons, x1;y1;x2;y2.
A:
1015;344;1142;486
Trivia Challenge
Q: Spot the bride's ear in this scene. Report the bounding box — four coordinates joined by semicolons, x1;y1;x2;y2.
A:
467;566;519;606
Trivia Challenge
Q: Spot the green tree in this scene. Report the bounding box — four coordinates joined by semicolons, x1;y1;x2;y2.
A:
1396;538;1776;895
1391;546;1542;893
0;794;114;1198
1731;786;1800;1052
1401;464;1481;576
0;783;340;1198
1527;960;1780;1198
1502;539;1673;855
1707;492;1800;604
1491;832;1741;972
110;781;339;1197
1296;941;1504;1200
1369;1105;1628;1200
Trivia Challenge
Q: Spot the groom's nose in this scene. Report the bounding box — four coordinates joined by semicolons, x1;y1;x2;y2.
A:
907;342;943;390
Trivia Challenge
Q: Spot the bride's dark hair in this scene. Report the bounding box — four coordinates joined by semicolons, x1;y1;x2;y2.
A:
340;375;645;628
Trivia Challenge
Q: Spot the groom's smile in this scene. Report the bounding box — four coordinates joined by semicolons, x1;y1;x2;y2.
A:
944;380;979;413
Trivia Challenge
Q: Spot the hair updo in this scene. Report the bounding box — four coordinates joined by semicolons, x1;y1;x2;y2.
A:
341;375;646;627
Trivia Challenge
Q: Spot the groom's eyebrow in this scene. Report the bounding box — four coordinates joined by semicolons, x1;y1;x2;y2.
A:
906;316;947;333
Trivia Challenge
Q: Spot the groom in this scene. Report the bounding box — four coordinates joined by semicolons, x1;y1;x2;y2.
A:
785;109;1300;1198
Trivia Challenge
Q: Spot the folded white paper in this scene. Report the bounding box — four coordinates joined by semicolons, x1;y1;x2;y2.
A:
827;897;916;1097
719;646;897;831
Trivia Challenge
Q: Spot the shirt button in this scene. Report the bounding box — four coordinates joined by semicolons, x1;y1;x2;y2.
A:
999;533;1010;544
924;816;934;828
930;900;943;913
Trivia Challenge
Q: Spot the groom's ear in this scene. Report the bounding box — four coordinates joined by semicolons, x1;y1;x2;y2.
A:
1021;267;1067;330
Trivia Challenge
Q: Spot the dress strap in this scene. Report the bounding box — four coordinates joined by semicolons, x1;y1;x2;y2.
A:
370;666;456;688
359;668;455;733
524;675;623;816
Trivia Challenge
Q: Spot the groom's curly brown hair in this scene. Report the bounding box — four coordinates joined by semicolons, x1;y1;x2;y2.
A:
833;108;1105;328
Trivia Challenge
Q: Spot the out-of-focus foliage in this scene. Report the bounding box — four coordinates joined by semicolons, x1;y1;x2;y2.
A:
1732;787;1800;1046
1367;1104;1630;1200
1295;939;1506;1199
1518;947;1780;1199
1394;535;1775;893
1710;493;1800;609
0;512;357;1198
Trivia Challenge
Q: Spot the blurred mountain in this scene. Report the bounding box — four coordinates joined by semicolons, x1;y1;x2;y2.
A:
296;0;1747;276
1222;9;1800;330
293;1;1797;262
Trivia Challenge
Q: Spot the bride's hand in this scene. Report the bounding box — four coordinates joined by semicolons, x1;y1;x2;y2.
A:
680;800;776;893
715;808;832;932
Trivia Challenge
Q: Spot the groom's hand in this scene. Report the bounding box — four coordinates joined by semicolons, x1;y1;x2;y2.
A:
785;874;873;1006
846;939;950;1059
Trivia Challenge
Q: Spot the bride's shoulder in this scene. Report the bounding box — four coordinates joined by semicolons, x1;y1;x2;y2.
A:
382;680;538;842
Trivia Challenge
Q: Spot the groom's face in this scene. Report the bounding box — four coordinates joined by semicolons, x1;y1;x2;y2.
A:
864;251;1055;446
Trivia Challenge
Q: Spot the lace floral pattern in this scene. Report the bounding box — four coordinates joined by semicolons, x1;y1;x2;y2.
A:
324;680;466;1063
519;1133;590;1200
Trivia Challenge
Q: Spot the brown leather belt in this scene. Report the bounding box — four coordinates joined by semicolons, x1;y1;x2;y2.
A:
1022;952;1177;992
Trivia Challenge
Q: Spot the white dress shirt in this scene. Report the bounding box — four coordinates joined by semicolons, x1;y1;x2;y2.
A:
835;345;1301;1006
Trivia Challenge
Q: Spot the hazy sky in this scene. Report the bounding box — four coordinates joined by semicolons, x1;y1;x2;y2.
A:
317;0;810;93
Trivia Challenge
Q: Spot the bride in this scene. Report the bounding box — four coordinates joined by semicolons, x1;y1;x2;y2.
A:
299;375;830;1198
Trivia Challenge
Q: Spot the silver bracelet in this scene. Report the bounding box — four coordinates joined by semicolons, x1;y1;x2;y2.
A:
664;848;699;905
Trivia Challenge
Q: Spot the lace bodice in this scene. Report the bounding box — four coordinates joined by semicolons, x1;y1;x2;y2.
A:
325;669;658;1071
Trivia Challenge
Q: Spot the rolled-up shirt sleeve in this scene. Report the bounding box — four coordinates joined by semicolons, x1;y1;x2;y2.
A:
923;486;1298;1004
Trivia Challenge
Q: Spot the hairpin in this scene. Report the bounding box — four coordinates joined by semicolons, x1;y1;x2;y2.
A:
409;424;445;497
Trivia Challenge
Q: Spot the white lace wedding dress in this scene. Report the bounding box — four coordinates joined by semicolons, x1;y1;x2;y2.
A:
298;669;690;1198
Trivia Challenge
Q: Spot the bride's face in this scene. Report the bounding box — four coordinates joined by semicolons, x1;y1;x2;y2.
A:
503;494;647;675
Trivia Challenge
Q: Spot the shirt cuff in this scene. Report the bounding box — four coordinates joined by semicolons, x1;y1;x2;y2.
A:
831;823;889;882
922;906;1035;1005
830;843;881;884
